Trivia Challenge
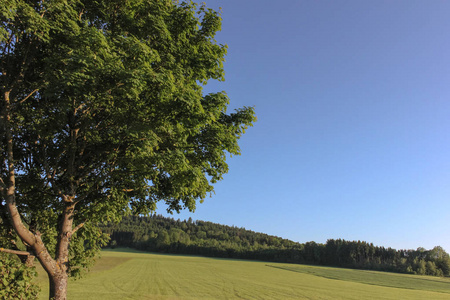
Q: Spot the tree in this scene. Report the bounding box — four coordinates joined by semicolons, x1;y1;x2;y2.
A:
156;230;170;249
429;246;450;276
0;1;255;299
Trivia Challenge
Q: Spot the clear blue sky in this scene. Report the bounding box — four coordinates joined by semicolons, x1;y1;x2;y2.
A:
158;0;450;253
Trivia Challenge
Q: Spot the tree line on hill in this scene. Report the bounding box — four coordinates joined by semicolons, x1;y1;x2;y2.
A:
100;215;450;277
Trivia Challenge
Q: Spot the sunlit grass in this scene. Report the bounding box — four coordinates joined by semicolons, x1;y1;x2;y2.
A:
36;248;450;299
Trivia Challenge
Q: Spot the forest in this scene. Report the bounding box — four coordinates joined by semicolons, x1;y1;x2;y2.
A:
100;215;450;277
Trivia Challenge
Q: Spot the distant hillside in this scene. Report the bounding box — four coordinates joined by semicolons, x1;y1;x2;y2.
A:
100;215;450;277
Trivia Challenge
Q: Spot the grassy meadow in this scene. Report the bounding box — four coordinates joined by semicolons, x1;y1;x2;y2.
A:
35;248;450;299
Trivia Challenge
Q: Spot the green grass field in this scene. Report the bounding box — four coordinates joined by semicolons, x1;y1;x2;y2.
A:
35;248;450;299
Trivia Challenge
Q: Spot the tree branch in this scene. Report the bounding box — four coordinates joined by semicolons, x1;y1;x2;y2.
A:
3;90;36;247
18;89;38;104
0;180;4;194
0;247;32;256
72;221;86;235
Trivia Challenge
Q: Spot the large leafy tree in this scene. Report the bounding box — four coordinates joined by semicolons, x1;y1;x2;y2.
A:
0;0;255;299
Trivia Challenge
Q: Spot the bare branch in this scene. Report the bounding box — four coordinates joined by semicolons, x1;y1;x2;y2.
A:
71;221;86;235
0;247;32;256
40;5;47;18
62;195;74;203
74;103;86;114
18;89;38;104
78;8;85;21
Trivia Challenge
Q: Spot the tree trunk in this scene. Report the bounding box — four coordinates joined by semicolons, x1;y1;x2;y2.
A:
49;271;69;300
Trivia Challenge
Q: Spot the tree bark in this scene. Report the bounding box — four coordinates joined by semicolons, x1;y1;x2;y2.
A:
49;271;69;300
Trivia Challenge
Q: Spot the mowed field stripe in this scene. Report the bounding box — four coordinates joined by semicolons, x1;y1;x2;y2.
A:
266;264;450;294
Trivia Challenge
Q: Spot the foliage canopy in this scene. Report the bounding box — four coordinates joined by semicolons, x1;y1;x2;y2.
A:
0;253;40;299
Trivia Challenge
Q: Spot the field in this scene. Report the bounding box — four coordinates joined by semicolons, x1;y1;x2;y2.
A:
35;248;450;299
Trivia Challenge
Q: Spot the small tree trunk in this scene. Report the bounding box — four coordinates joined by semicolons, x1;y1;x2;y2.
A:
49;271;68;300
